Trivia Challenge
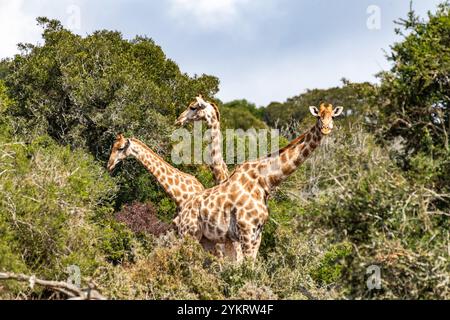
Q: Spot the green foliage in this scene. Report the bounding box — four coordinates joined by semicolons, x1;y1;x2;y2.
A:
0;130;129;293
99;220;134;264
221;100;267;130
0;213;28;275
112;159;178;217
407;152;441;185
260;198;300;256
128;235;225;299
0;59;9;80
282;126;450;299
311;242;352;286
193;165;216;189
0;80;13;113
377;3;450;191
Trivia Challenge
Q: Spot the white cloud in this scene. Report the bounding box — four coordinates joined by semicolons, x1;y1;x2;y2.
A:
0;0;87;59
168;0;249;29
0;0;42;58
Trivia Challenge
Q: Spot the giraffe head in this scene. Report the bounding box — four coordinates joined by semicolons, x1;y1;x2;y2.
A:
309;103;344;135
175;95;220;127
107;133;131;172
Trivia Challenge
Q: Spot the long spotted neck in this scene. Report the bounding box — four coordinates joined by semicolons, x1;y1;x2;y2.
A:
206;117;229;184
259;122;323;190
128;138;204;206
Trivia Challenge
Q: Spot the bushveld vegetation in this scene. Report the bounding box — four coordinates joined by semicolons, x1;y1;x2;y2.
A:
0;4;449;299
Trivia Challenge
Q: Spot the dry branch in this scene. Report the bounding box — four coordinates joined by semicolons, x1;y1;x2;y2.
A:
0;272;106;300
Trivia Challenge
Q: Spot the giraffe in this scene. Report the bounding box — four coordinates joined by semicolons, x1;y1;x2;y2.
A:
176;96;243;259
107;134;239;259
107;134;204;206
174;103;344;261
176;95;229;184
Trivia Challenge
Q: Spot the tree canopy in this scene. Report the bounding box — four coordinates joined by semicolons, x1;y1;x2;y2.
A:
5;17;219;160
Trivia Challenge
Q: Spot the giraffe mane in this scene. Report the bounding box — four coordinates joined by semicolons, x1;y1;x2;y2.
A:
130;138;170;166
209;102;221;122
272;132;307;157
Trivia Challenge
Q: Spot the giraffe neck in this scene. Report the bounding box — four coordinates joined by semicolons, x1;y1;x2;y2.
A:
207;121;229;184
128;138;204;206
261;122;323;189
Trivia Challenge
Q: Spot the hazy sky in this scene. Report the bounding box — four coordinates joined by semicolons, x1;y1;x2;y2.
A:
0;0;444;106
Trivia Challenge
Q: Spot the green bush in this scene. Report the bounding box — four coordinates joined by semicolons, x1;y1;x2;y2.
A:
0;131;133;296
280;125;450;299
377;3;450;198
311;242;352;286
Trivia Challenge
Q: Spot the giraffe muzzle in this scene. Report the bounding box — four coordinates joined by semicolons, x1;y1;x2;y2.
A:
175;116;186;126
107;160;118;173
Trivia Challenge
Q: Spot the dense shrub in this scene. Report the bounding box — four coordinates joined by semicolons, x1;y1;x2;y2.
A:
377;4;450;196
279;125;449;299
0;130;133;296
96;229;340;300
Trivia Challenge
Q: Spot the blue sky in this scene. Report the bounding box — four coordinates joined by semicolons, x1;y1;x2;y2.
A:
0;0;444;106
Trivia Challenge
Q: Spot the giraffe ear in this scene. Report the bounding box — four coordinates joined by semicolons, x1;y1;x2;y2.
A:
332;106;344;117
116;133;124;140
309;106;319;117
